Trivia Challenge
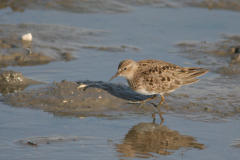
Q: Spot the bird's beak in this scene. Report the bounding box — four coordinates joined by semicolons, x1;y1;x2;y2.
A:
109;72;119;81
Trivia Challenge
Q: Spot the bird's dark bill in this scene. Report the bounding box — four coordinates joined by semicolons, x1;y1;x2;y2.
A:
109;72;119;81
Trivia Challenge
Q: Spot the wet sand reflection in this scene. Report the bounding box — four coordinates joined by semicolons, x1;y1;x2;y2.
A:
115;121;204;158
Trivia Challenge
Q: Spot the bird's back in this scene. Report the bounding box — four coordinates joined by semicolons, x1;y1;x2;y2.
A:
129;59;209;95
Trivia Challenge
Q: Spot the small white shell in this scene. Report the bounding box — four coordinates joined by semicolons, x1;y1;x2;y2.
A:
21;33;32;41
77;84;88;89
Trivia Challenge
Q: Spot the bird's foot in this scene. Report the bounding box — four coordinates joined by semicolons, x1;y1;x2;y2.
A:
138;100;146;108
128;100;146;108
128;100;141;104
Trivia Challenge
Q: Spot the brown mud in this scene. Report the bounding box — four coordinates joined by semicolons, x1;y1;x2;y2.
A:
0;0;132;13
1;0;240;13
0;80;152;118
0;24;79;68
0;23;140;68
1;79;239;121
184;0;240;12
231;139;240;148
173;34;240;121
0;69;43;96
175;34;240;75
82;45;140;52
16;135;94;147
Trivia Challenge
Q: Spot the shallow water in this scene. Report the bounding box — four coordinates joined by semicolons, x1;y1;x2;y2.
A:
0;1;240;159
0;103;240;160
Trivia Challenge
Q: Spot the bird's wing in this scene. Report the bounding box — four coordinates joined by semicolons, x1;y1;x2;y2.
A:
136;59;209;93
137;64;183;94
139;61;209;93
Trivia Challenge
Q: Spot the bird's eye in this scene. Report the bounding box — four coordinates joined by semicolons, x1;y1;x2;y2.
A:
124;67;127;70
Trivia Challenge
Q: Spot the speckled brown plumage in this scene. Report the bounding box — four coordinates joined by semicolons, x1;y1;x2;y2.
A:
109;59;209;108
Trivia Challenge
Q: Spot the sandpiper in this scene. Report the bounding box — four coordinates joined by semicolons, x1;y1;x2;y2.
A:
109;59;209;108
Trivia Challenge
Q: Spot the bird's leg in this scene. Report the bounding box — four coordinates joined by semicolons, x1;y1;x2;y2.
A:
157;94;165;107
156;94;165;123
129;94;157;105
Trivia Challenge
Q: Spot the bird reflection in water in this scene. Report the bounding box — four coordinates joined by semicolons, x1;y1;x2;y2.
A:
115;120;204;158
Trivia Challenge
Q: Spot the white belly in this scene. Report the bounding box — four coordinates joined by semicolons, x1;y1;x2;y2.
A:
135;88;163;95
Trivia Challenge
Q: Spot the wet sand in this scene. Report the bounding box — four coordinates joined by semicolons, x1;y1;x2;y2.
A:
0;0;240;159
1;78;239;121
0;69;43;95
